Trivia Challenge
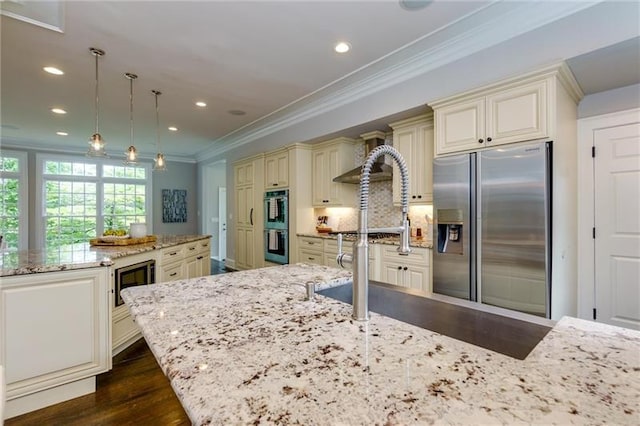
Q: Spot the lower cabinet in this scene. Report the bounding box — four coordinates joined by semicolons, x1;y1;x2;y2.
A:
185;239;212;278
0;268;111;417
378;245;431;293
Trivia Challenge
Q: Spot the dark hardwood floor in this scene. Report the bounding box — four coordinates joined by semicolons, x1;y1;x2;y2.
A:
6;261;232;425
5;339;190;425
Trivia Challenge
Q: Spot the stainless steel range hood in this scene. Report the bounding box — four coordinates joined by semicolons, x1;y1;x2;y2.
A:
333;131;392;184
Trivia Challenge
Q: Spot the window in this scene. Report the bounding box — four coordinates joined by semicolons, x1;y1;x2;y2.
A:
0;150;28;250
36;155;151;250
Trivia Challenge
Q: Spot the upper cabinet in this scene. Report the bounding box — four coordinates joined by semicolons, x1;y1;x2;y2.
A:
432;63;582;156
264;148;289;188
389;114;434;205
311;137;357;207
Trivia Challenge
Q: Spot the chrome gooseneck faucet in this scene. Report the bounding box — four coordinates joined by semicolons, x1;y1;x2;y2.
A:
336;145;411;321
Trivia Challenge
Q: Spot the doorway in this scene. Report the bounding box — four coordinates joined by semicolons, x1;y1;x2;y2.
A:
201;160;227;262
578;108;640;330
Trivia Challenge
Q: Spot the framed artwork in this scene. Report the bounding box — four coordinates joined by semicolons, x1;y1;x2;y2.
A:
162;189;187;223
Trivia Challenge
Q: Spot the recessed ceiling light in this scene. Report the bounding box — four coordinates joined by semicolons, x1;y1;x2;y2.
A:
399;0;433;11
195;101;207;107
51;108;67;114
334;42;351;53
44;66;64;75
168;126;178;131
228;109;246;116
56;131;68;136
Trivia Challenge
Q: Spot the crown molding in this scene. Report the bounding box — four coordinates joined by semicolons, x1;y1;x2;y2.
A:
196;1;600;163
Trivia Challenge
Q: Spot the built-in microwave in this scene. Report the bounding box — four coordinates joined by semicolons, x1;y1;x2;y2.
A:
115;259;155;307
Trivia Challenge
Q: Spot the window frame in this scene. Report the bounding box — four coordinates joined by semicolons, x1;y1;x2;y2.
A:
0;149;28;250
35;153;152;250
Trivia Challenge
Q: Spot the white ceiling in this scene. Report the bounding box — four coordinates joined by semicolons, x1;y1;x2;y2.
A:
1;1;639;163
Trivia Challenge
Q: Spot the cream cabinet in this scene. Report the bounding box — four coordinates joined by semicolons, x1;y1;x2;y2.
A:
1;268;111;417
158;244;186;282
389;114;434;204
378;245;430;293
185;238;211;278
311;137;357;207
432;66;583;156
297;236;325;265
265;148;289;188
234;155;264;270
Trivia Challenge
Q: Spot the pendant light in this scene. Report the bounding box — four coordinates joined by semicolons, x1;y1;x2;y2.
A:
87;47;107;157
124;72;138;165
152;90;167;171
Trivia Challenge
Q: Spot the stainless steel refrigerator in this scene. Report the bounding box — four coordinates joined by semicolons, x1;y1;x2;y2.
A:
433;141;552;318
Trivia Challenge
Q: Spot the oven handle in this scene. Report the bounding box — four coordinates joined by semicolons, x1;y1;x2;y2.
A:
250;208;254;226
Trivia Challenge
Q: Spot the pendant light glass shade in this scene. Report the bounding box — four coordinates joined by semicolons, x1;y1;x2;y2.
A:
87;47;107;157
123;72;138;165
152;90;167;171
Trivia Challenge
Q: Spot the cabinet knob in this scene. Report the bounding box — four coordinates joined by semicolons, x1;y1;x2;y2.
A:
397;266;402;270
478;138;484;143
487;137;492;142
412;195;416;199
417;195;422;199
273;183;278;186
403;267;408;271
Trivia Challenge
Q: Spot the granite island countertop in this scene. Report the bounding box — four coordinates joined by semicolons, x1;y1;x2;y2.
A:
0;234;210;277
121;264;640;425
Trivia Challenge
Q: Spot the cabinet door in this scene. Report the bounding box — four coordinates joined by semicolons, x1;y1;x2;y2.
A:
236;227;255;270
265;151;289;188
236;186;254;227
392;119;434;205
486;80;548;146
406;266;429;293
435;97;485;155
185;255;198;279
312;149;328;205
235;162;254;187
380;261;404;287
326;145;342;205
392;126;416;204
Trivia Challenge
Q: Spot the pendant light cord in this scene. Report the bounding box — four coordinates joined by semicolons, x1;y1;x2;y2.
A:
154;91;161;152
129;77;134;145
94;51;100;134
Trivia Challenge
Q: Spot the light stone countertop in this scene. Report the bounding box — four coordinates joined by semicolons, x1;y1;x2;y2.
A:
0;235;211;277
121;263;640;425
297;232;433;249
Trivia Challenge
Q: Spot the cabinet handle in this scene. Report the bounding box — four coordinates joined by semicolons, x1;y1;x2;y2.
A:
197;256;204;260
478;138;484;143
273;183;278;186
250;208;254;226
412;195;416;199
169;251;178;256
487;137;492;142
308;257;315;261
189;247;196;251
397;266;402;270
323;200;329;203
403;267;408;271
170;272;177;277
417;195;422;199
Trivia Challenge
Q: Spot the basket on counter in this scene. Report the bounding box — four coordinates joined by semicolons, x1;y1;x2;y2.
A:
90;235;157;246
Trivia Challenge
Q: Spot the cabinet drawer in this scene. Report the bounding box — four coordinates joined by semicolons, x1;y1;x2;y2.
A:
184;242;199;257
198;239;211;252
161;262;185;282
298;248;324;265
161;245;185;264
381;245;429;265
299;236;324;250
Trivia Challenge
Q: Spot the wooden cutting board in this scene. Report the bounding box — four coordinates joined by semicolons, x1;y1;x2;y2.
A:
89;235;157;246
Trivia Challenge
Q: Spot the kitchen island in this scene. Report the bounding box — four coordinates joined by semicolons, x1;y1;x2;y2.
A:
0;234;211;419
122;263;640;425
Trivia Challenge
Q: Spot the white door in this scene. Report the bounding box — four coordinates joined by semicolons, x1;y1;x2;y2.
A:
594;122;640;330
218;187;227;261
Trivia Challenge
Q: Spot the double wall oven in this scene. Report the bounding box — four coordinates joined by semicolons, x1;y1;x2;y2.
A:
264;189;289;264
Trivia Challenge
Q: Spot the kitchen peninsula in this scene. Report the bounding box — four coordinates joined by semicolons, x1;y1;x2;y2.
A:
0;234;211;419
122;264;639;425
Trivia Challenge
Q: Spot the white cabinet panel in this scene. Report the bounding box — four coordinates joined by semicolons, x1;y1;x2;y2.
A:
1;268;110;400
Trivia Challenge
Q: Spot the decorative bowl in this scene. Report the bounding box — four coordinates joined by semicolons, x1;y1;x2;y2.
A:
99;234;130;242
